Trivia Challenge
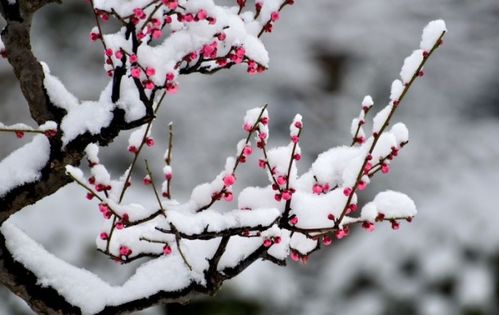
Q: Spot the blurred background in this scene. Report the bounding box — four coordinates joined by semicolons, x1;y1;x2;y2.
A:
1;0;499;314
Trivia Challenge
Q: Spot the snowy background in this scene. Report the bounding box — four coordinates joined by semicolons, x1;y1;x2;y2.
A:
1;0;499;314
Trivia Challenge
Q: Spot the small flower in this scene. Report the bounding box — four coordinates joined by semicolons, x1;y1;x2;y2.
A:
223;174;236;186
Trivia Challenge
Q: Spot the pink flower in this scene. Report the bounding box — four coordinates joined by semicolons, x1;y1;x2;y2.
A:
166;72;175;81
163;245;172;255
131;67;141;78
152;29;162;39
358;181;367;191
381;164;390;174
362;222;375;232
277;176;287;186
119;246;131;256
391;220;400;230
128;145;138;154
133;8;145;19
130;54;138;63
242;145;252;156
115;50;123;59
98;203;109;213
322;235;332;246
166;82;177;94
145;137;155;147
197;9;208;20
343;187;352;197
281;191;292;201
224;192;233;202
258;159;266;169
217;32;226;41
312;184;323;195
335;229;347;240
270;11;280;22
146;67;156;77
223;174;236;186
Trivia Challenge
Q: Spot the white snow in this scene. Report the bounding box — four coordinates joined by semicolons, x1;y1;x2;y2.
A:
400;49;424;84
0;136;50;197
420;19;447;52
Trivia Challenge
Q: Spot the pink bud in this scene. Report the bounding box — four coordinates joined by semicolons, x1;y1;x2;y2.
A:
313;184;323;195
197;9;208;20
322;235;332;246
289;216;298;225
224;192;233;202
243;123;253;132
131;67;141;78
258;159;266;169
327;213;335;221
119;246;131;256
358;181;367;191
294;121;302;129
15;131;24;139
105;48;113;57
98;203;109;213
362;222;375;232
144;80;155;90
223;174;236;186
165;172;173;181
143;176;152;185
274;194;282;202
242;145;252;156
163;245;172;255
115;50;123;59
128;145;138;154
217;32;226;41
290;251;300;262
145;137;155;147
86;192;94;200
381;164;390;174
166;82;177;94
277;176;287;186
100;232;109;240
263;239;272;247
281;191;292;201
166;72;175;81
116;222;124;230
335;229;347;240
130;54;138;63
258;132;267;140
343;187;352;197
270;11;280;22
291;135;299;143
293;153;301;161
322;183;330;193
152;29;162;40
391;220;400;230
146;67;156;77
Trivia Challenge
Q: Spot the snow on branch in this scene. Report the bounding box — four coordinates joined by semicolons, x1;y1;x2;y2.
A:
0;2;447;313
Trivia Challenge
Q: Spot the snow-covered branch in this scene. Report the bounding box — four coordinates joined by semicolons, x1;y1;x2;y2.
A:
0;0;447;313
